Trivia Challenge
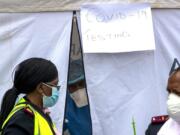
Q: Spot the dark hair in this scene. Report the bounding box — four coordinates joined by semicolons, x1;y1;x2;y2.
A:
0;57;58;128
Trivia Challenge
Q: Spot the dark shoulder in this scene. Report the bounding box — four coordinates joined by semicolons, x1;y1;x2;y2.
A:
2;108;34;135
145;115;169;135
9;107;34;122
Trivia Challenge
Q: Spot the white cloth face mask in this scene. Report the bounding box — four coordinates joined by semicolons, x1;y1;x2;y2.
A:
70;88;88;108
167;93;180;123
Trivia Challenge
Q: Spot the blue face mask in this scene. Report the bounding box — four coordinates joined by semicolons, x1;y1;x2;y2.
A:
43;87;59;108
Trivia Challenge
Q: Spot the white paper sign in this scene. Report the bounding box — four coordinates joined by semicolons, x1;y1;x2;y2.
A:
80;3;155;53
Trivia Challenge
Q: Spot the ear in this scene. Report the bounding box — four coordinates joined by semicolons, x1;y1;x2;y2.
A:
36;83;44;95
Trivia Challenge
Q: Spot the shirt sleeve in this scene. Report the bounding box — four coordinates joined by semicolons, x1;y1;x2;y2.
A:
2;109;34;135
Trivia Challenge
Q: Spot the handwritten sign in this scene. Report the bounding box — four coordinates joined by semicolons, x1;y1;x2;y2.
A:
80;3;155;53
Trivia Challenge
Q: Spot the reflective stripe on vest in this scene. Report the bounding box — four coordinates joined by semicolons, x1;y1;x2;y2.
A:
1;98;55;135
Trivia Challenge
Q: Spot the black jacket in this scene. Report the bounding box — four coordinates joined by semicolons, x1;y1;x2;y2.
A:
1;97;55;135
145;123;164;135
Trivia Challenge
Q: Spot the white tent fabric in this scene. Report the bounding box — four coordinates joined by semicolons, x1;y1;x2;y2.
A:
0;0;180;12
0;12;72;133
1;7;180;135
81;9;180;135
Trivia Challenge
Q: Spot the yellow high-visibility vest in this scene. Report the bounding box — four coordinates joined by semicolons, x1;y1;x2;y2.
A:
1;98;56;135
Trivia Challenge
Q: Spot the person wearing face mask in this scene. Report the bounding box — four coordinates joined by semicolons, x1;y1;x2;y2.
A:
0;58;60;135
158;67;180;135
63;59;91;135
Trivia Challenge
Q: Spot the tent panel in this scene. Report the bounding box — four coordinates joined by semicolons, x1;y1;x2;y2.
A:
0;0;180;12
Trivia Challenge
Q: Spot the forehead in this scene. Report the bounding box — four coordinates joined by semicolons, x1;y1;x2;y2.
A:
168;71;180;85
